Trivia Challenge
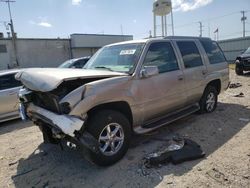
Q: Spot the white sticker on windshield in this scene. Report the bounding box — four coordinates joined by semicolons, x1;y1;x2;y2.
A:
120;49;136;55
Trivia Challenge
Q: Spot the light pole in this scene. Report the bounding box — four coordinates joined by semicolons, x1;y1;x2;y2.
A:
241;11;247;38
0;0;19;67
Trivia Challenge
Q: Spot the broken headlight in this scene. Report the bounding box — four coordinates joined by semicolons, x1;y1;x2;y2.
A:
60;102;71;114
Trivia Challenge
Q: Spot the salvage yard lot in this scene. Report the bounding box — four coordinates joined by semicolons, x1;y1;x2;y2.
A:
0;70;249;188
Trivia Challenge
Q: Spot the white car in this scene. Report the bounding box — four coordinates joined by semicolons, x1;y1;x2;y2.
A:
0;70;22;123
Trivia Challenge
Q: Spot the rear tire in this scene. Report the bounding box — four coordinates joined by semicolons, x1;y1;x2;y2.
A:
199;86;218;113
86;110;131;166
235;64;243;75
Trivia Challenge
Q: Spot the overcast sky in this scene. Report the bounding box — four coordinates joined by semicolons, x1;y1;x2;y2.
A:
0;0;249;40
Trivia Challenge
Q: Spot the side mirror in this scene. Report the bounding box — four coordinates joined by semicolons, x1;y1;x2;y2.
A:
140;66;159;78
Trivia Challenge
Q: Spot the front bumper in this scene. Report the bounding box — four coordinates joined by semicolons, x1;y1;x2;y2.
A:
26;103;84;137
236;59;250;70
18;88;100;153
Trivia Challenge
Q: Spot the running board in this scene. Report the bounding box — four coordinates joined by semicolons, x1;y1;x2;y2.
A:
142;104;200;129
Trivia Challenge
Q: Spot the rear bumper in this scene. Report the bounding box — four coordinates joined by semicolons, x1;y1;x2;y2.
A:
26;103;84;137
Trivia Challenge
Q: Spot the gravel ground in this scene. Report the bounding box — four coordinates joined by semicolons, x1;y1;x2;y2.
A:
0;70;249;188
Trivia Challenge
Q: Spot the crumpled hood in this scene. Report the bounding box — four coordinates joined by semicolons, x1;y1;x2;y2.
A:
15;68;127;92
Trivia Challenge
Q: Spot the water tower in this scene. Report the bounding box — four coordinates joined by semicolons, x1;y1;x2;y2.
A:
153;0;174;37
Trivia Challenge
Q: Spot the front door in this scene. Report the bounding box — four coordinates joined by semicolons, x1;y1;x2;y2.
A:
136;41;187;124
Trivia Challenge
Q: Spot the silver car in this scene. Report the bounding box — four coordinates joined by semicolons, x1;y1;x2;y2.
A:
58;56;91;68
17;36;229;166
0;70;22;123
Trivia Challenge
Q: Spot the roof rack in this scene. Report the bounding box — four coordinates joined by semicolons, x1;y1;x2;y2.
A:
164;36;211;40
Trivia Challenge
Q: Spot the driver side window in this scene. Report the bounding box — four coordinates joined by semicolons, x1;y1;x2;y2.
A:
144;42;179;73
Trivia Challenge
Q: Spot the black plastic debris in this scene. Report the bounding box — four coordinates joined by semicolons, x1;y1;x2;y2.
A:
229;83;242;89
144;138;205;168
233;92;244;97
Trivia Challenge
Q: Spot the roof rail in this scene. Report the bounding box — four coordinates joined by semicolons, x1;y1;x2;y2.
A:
164;36;211;40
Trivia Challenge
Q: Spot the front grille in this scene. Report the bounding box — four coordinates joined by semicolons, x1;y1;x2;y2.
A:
31;92;61;114
243;59;250;66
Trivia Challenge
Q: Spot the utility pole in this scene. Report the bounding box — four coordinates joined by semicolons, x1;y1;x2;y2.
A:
0;0;19;67
198;21;203;37
241;11;247;38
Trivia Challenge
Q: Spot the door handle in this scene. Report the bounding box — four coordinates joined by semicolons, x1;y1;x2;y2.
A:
178;75;184;81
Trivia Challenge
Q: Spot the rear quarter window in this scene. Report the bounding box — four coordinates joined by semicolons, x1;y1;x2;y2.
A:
200;40;226;64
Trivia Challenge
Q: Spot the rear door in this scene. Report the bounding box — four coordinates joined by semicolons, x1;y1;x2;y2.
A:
199;39;229;90
174;40;208;104
0;72;22;118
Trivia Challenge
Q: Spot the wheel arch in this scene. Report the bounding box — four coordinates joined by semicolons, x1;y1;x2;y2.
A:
87;101;133;126
206;79;221;94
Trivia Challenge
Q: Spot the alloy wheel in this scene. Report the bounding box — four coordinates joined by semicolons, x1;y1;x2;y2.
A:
98;123;124;156
206;92;216;112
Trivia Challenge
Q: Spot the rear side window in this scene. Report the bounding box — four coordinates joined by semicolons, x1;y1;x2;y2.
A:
200;40;226;64
0;73;22;90
177;41;203;68
144;42;179;73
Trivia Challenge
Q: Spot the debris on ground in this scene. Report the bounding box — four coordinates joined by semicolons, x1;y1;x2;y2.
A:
206;168;230;184
43;181;49;188
143;137;205;168
229;83;242;89
233;92;244;97
239;118;250;122
243;175;249;179
8;161;18;166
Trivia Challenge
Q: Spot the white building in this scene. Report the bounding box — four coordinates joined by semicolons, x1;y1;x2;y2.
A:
0;34;133;70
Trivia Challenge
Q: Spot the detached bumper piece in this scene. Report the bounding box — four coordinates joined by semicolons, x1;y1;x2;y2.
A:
27;103;83;137
144;138;205;168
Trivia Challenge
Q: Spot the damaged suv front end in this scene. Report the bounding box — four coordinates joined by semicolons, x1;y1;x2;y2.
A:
16;68;129;153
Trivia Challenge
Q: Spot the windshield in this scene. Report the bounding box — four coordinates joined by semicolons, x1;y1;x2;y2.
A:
58;59;74;68
84;43;145;73
244;47;250;54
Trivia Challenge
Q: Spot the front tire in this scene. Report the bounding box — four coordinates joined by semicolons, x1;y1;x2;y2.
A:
199;86;218;113
235;64;243;75
39;124;59;144
86;110;131;166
